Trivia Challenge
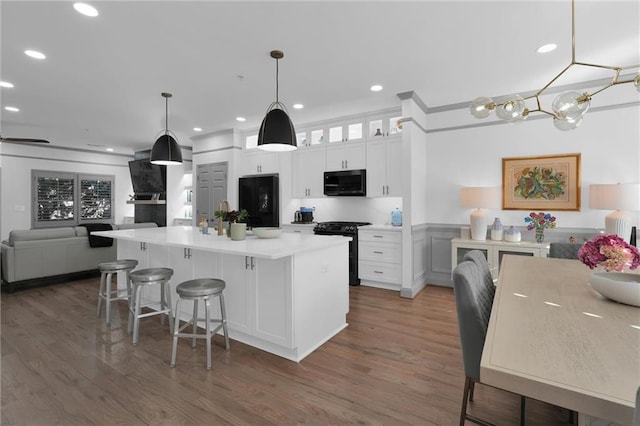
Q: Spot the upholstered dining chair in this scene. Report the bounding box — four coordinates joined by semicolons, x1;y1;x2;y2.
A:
463;250;495;287
452;260;525;426
549;242;582;260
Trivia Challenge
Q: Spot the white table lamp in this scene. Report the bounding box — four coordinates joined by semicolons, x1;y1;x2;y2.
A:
590;183;640;243
460;187;501;241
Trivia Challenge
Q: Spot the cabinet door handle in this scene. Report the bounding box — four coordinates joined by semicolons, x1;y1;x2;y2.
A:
345;160;348;168
250;257;255;270
386;185;389;194
245;256;250;269
293;230;301;233
382;185;386;195
341;160;344;168
373;251;384;254
373;235;383;238
374;271;383;274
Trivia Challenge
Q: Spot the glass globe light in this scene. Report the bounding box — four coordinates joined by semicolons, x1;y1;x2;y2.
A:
634;74;640;92
469;97;495;119
553;115;583;131
495;95;526;122
552;91;590;121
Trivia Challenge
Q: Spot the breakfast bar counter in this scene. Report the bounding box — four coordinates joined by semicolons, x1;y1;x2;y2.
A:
95;226;350;362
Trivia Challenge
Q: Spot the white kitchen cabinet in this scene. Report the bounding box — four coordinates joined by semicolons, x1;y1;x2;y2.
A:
358;227;402;291
326;141;366;171
281;224;316;235
243;150;279;175
221;254;292;348
366;135;402;197
292;146;325;198
328;121;364;143
451;238;550;279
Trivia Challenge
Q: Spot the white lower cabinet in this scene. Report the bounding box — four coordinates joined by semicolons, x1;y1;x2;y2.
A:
358;227;402;291
281;224;316;235
221;254;293;348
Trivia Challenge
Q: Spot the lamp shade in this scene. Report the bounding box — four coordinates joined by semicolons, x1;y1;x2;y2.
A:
460;187;501;209
589;183;640;211
150;134;182;165
257;107;297;152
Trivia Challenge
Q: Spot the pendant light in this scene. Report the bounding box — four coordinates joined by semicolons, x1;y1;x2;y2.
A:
151;92;183;165
257;50;297;152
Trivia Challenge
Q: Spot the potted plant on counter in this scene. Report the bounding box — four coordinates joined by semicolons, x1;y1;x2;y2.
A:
227;209;249;240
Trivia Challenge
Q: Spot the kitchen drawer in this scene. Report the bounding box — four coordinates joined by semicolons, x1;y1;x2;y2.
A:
359;242;401;263
358;260;401;284
358;230;401;244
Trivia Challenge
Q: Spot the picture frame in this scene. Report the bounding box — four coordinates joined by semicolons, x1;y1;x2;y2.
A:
502;153;581;211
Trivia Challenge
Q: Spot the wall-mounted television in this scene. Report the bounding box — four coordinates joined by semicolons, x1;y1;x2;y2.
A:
128;160;166;196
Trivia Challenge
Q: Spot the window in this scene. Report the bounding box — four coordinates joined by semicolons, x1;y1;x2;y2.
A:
32;170;114;228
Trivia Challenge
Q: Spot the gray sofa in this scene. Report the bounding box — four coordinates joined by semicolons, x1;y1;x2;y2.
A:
1;222;157;291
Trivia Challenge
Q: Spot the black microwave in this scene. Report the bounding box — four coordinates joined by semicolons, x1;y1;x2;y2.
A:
324;169;366;196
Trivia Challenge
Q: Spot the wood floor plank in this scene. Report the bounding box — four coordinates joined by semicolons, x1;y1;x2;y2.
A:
1;278;574;425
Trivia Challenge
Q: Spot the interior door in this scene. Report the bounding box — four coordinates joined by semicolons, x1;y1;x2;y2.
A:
196;162;227;225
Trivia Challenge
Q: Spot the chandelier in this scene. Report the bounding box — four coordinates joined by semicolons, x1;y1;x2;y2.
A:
469;0;640;131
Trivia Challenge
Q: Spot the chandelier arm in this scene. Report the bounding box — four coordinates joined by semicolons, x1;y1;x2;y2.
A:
573;61;626;72
534;63;574;98
571;0;576;62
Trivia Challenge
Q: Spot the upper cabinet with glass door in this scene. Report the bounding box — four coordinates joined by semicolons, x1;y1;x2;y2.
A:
328;121;364;143
366;111;403;139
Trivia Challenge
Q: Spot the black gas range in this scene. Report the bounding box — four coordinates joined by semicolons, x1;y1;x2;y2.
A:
313;221;371;285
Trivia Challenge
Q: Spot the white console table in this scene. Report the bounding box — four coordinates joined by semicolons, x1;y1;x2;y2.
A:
451;238;550;279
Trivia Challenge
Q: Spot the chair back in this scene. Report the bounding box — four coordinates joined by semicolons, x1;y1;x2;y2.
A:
453;260;496;381
463;250;494;288
549;243;581;259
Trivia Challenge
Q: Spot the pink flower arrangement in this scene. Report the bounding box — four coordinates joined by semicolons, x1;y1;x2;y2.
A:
578;234;640;272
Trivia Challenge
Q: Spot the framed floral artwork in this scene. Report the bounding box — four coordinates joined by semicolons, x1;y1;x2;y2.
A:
502;153;581;211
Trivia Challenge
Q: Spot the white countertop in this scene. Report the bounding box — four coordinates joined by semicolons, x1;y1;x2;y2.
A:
94;226;350;260
360;224;402;231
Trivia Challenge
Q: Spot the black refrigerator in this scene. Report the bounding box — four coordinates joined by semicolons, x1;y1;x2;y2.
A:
239;175;279;228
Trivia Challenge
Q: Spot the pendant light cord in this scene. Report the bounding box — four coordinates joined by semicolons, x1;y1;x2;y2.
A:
165;96;169;134
275;57;279;104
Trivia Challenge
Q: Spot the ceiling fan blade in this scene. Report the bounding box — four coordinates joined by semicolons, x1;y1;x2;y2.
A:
0;137;50;143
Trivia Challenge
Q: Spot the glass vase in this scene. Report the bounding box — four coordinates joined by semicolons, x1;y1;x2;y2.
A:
535;229;544;243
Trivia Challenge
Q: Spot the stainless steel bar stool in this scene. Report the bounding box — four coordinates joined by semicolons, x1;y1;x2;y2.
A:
97;259;138;325
170;278;230;369
128;267;174;345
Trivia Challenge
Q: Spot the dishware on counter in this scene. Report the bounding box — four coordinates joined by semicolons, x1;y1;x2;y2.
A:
253;227;283;239
589;272;640;307
504;226;521;242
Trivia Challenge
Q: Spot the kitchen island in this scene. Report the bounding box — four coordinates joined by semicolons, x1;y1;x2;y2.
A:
95;226;350;362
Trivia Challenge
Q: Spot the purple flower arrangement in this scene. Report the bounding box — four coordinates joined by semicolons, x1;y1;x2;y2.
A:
578;234;640;272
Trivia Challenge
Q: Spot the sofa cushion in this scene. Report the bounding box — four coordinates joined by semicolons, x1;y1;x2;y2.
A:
9;228;76;245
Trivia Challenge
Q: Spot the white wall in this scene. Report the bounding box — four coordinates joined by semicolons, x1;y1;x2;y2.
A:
424;105;640;232
0;143;132;241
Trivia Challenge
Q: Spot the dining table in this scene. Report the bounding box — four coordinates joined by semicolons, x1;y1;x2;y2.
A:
480;255;639;425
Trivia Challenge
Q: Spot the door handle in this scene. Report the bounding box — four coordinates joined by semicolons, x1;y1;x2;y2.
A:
245;256;250;269
373;251;384;254
250;257;255;270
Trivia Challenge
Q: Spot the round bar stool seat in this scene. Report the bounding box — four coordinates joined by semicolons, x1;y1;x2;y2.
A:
128;267;174;345
170;278;230;370
97;259;138;325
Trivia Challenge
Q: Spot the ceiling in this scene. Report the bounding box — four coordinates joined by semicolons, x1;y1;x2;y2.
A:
1;0;639;155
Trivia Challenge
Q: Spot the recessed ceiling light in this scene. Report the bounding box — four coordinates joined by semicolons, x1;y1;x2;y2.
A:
236;117;246;122
370;85;383;92
193;127;202;132
5;106;20;112
25;50;46;59
0;81;14;88
293;104;304;109
73;2;99;17
105;148;114;152
537;43;557;54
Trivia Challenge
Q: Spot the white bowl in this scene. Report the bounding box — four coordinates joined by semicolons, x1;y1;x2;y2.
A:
590;272;640;307
252;227;282;239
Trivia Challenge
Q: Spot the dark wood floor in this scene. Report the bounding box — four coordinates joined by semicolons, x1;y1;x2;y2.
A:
1;278;572;425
